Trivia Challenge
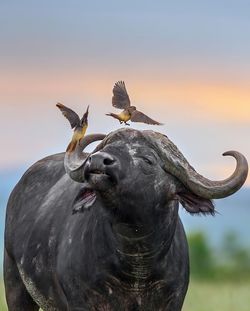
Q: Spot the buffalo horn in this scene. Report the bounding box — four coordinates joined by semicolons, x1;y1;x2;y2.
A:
64;134;106;182
146;132;248;199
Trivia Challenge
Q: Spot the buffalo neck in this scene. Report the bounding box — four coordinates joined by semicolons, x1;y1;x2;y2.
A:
109;201;179;291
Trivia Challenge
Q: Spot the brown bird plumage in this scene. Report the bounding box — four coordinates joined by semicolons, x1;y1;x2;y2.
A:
56;103;89;152
106;81;163;126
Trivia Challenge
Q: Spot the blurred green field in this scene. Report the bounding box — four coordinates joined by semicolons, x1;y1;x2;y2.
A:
1;280;250;310
0;283;6;311
183;280;250;311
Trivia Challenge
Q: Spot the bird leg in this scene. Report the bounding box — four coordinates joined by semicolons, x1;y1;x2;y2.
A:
125;122;130;126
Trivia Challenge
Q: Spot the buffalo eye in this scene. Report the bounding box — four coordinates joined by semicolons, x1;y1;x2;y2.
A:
142;156;154;165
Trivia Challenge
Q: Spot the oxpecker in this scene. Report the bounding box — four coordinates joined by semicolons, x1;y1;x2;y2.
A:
56;103;89;152
106;81;163;126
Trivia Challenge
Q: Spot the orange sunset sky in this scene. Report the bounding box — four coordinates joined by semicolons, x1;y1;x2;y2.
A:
0;1;249;186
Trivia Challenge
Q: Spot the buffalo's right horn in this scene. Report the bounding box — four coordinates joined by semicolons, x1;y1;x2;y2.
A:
64;134;106;182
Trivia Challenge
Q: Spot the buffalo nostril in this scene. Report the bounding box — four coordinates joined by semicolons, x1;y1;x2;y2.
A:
103;158;115;166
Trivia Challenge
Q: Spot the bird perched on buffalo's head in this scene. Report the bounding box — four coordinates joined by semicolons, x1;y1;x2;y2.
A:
56;103;89;152
106;81;163;126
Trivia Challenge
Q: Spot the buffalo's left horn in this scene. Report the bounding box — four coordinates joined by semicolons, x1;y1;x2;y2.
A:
146;132;248;199
183;150;248;199
64;134;106;182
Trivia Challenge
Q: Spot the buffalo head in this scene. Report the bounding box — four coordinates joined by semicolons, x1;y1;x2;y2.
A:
64;128;248;222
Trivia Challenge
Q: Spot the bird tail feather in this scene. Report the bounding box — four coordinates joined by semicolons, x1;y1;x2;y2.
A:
106;113;121;121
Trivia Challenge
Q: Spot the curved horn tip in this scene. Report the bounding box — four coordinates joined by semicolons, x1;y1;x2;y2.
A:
222;151;235;157
222;150;249;168
64;133;106;182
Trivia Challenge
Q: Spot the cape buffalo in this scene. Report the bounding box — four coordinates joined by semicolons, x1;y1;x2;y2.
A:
4;128;248;311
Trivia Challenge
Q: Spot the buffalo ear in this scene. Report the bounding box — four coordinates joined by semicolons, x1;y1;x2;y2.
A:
177;191;215;215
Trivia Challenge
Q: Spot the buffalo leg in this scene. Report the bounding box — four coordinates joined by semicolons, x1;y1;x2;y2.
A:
4;249;39;311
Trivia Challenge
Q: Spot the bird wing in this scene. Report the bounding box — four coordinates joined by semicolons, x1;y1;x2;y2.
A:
80;105;89;123
112;81;131;109
130;110;163;125
56;103;80;129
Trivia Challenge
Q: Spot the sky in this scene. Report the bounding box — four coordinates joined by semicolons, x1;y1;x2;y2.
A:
0;1;250;187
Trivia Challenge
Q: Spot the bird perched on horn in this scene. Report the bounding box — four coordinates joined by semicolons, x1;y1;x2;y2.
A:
56;103;89;153
106;81;163;126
